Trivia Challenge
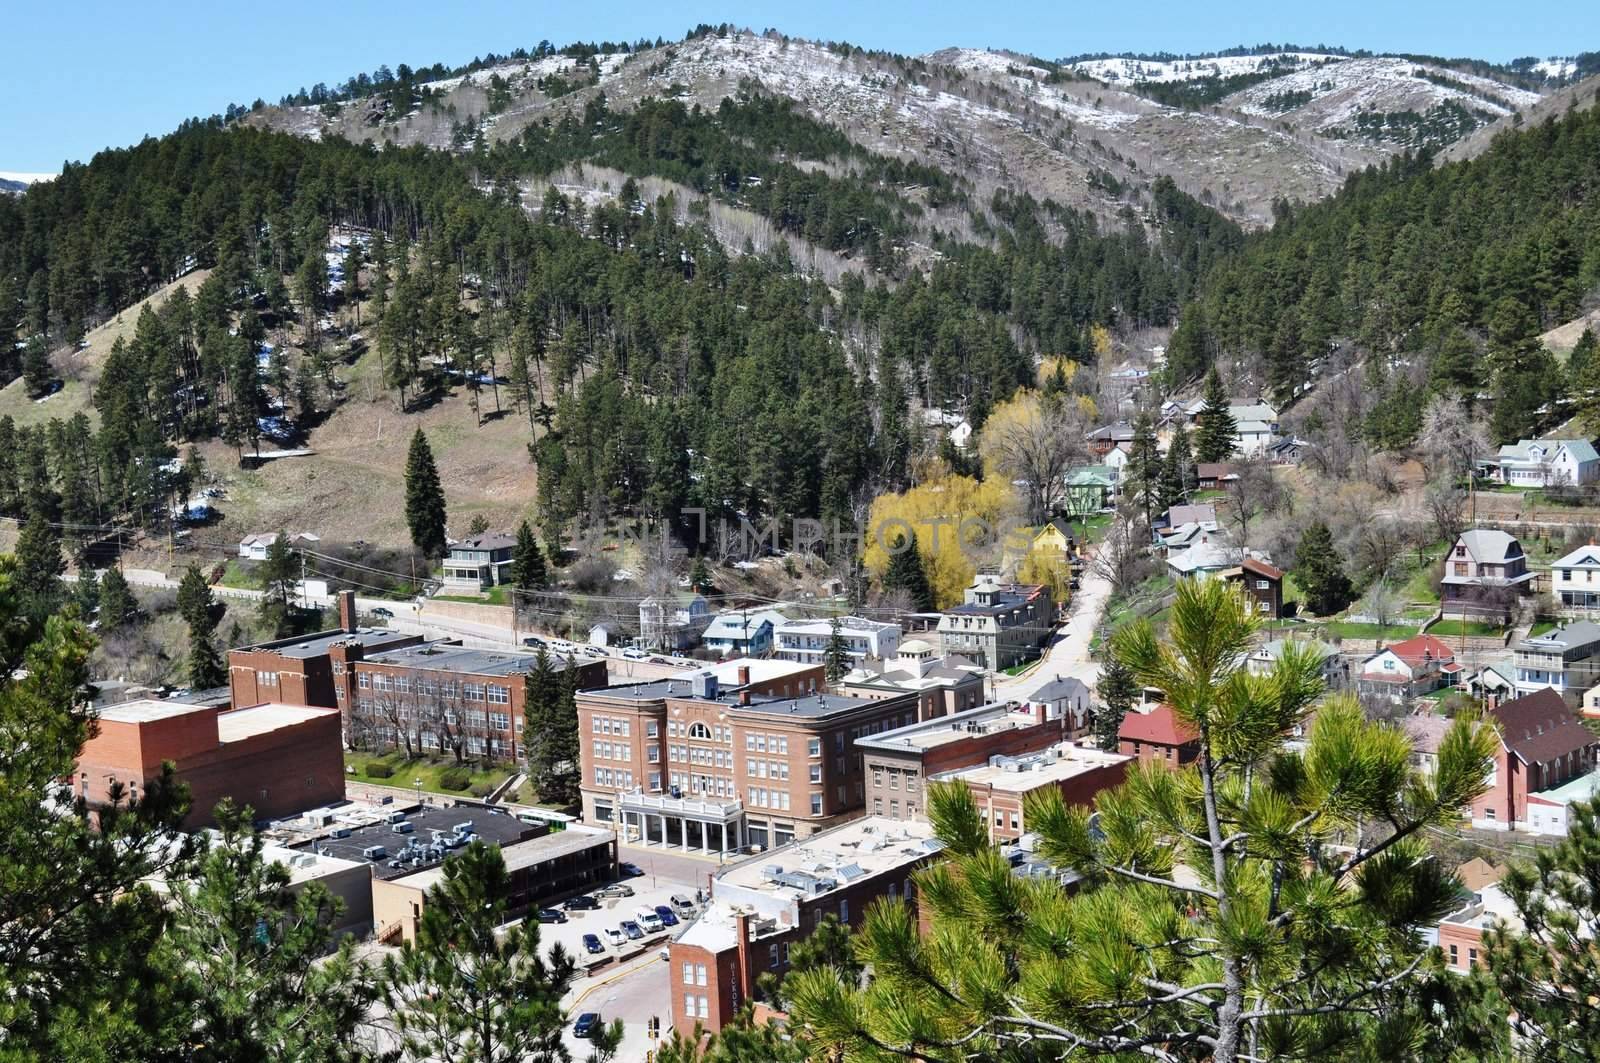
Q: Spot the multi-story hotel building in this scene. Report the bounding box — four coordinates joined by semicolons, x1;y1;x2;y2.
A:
576;661;918;854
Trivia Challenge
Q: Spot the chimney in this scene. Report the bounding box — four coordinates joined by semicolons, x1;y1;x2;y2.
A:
338;590;357;633
738;664;751;688
734;911;754;1007
739;690;751;707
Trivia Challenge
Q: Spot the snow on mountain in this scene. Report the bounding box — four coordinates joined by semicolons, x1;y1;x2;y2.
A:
1534;58;1577;79
1071;52;1346;84
1226;56;1540;131
921;47;1051;78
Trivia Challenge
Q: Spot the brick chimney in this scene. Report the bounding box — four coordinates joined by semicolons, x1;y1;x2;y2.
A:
739;689;751;706
734;911;753;1007
737;664;751;687
338;590;357;633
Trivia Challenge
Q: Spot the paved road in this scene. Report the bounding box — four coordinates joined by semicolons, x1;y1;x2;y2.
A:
992;563;1114;702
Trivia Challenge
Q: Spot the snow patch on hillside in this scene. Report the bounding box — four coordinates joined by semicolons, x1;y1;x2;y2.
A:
1227;56;1540;125
1534;58;1577;79
924;47;1050;79
1073;52;1346;84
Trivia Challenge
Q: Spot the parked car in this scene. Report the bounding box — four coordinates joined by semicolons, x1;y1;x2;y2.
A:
654;905;679;927
670;894;696;914
635;907;664;933
521;636;547;649
597;884;634;898
619;862;645;878
620;920;644;940
602;927;625;947
573;1013;601;1038
581;934;604;955
564;895;600;911
537;908;566;923
622;648;649;660
649;656;670;665
370;606;394;619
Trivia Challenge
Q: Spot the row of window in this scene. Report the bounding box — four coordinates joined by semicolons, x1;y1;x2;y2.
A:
354;699;512;732
745;759;791;781
747;787;793;811
870;767;919;792
668;720;728;743
592;740;633;762
594;767;635;788
744;733;790;754
872;797;921;818
355;672;509;702
592;715;633;737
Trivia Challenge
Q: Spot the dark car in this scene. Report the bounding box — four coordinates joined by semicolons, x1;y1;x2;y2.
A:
620;920;644;940
522;636;547;649
370;606;394;619
564;895;600;911
654;905;679;927
619;862;646;878
537;908;566;923
581;934;604;955
573;1012;601;1038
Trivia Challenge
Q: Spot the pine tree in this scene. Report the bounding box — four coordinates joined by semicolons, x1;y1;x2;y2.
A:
14;509;64;619
1093;655;1138;750
380;842;574;1062
73;565;100;619
1125;410;1163;530
883;531;935;612
1193;366;1238;464
823;617;851;684
187;625;226;690
1162;422;1196;508
257;532;300;637
689;554;711;594
535;658;583;804
1295;521;1354;616
522;651;560;788
21;337;54;399
98;566;138;629
509;520;546;591
176;563;216;633
404;429;447;560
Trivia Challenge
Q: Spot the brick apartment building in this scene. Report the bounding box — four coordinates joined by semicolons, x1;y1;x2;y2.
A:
228;592;421;734
856;702;1128;838
1118;705;1201;767
347;642;607;761
669;816;943;1033
1470;688;1599;831
576;661;917;853
75;699;344;828
841;639;987;721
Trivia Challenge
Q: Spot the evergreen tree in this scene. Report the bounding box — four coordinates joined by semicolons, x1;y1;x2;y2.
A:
404;429;447;560
257;532;300;638
788;578;1496;1062
522;652;564;799
533;658;583;804
1093;655;1138;750
187;625;226;691
1295;521;1355;616
822;616;851;684
509;520;547;596
176;563;217;633
1193;366;1238;464
1125;410;1163;530
689;554;711;594
98;565;138;629
154;801;379;1058
883;531;935;612
72;565;100;619
656;1007;810;1063
13;509;64;619
21;336;54;399
1162;421;1196;508
381;842;574;1062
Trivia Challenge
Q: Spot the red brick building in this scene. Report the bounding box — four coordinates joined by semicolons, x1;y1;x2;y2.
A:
347;642;607;762
930;741;1130;841
668;816;942;1033
576;660;915;853
75;700;344;828
1469;688;1599;831
1118;705;1201;767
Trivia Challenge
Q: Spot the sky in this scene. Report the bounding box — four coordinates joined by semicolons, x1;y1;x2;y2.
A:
4;0;1596;173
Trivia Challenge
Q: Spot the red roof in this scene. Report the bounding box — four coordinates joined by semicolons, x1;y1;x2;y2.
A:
1118;704;1199;747
1383;635;1455;667
1239;557;1284;581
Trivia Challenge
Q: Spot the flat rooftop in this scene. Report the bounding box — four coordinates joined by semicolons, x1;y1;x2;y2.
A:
260;841;368;884
671;657;819;685
584;677;885;721
393;826;614;892
717;815;942;895
300;805;535;879
97;699;206;724
238;627;414;660
857;702;1036;754
933;741;1130;792
363;641;583;677
216;703;338;742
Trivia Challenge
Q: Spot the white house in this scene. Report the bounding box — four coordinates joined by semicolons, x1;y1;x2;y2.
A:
1483;438;1600;487
1172;398;1280;457
773;616;900;667
1165;537;1240;581
238;531;319;561
639;593;711;652
701;607;790;658
1245;638;1342;685
1551;543;1600;609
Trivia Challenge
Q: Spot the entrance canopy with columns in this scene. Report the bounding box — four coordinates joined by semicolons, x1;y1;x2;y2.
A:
620;790;744;856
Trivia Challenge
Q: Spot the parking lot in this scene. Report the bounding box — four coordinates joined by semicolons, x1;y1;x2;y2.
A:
300;806;536;878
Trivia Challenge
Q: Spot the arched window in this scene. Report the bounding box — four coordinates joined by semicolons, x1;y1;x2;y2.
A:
687;722;712;740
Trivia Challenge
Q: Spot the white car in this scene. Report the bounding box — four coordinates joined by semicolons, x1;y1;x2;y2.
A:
603;927;626;947
621;648;649;660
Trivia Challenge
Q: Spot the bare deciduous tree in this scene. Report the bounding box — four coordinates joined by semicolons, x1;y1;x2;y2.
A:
1088;506;1155;597
1217;458;1285;550
978;391;1089;525
1420;396;1491;483
1425;479;1469;545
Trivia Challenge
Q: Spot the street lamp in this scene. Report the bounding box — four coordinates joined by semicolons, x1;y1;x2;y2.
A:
414;777;423;807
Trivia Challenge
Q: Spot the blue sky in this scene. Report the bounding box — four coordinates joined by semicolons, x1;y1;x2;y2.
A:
5;0;1595;172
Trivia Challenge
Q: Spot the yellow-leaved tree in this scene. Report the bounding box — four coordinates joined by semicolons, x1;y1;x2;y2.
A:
863;474;1020;608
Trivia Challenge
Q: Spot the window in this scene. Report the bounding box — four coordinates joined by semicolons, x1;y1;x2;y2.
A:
489;713;509;731
874;798;883;815
808;738;821;757
697;996;709;1019
839;899;849;922
648;744;660;763
906;774;918;793
684;994;696;1016
889;772;899;790
591;717;601;733
890;799;899;817
810;764;822;783
487;685;509;704
260;671;279;686
689;722;712;740
649;772;661;791
1009;811;1020;830
872;768;883;787
682;963;694;985
463;683;486;701
1468;947;1478;968
810;794;823;815
646;721;658;737
357;673;370;689
1449;944;1459;966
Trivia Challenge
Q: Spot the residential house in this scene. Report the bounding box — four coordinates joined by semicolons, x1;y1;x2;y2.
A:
238;531;319;561
1459;662;1518;708
1512;621;1600;706
1266;437;1313;465
588;621;623;648
1481;438;1600;487
1456;857;1505;893
1065;467;1119;512
1471;688;1600;831
1162;503;1217;529
1583;682;1600;720
639;592;711;652
1549;543;1600;609
937;577;1055;672
1245;638;1344;687
1176;399;1280;456
1160;519;1222;552
441;533;517;592
1166;537;1241;582
702;607;790;658
1086;421;1138;457
1195;463;1239;491
1356;635;1458;700
1440;529;1535;615
1118;704;1201;767
1224;557;1285;618
774;616;900;667
841;641;988;722
1399;714;1452;779
1019;674;1094;735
